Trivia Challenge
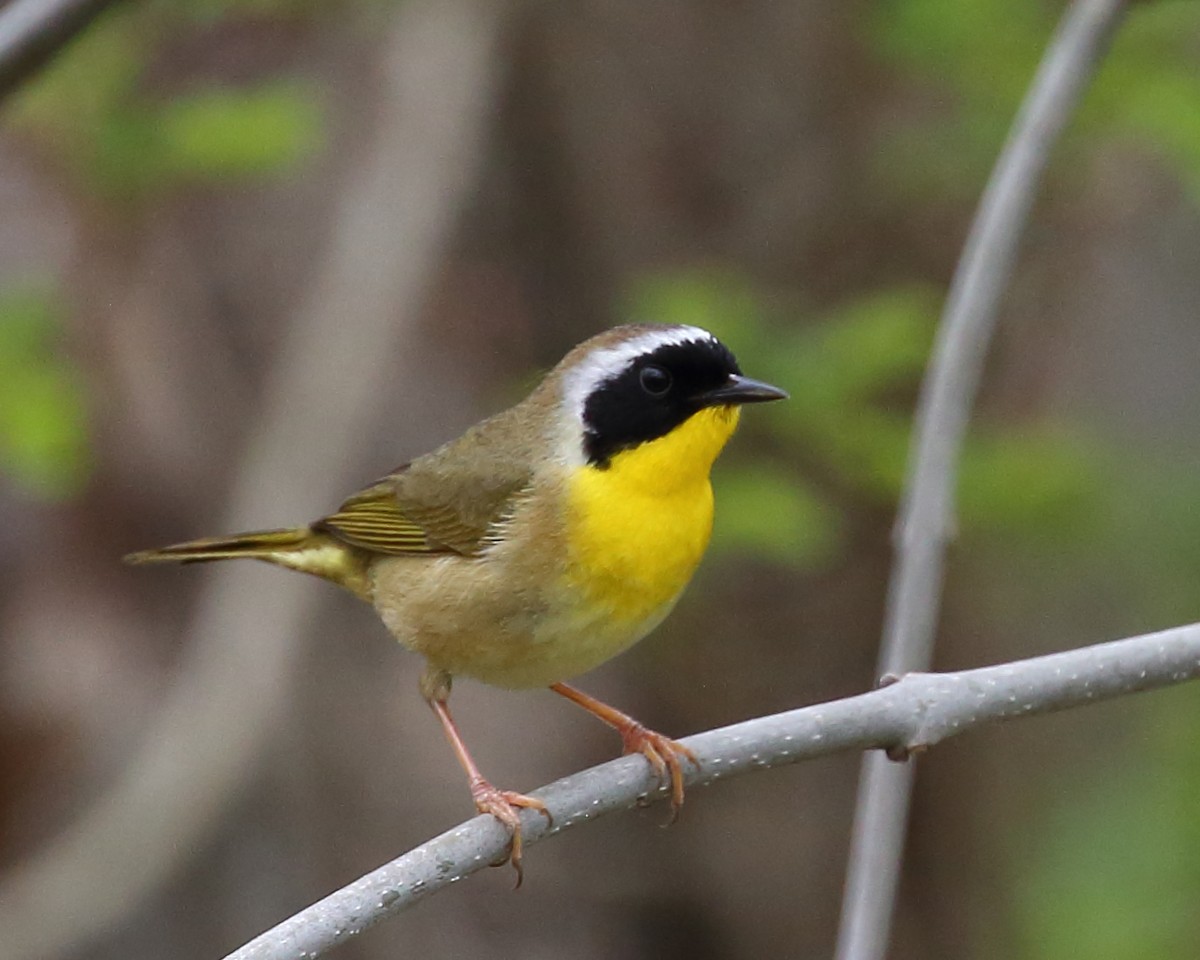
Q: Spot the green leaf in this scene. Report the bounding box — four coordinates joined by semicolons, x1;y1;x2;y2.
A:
11;9;147;193
12;9;325;203
872;0;1200;208
0;287;91;499
711;463;839;570
780;286;937;410
957;429;1102;538
1016;769;1198;960
158;84;322;179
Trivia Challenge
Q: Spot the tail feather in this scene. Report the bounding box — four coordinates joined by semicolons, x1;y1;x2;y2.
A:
124;527;372;600
124;528;313;564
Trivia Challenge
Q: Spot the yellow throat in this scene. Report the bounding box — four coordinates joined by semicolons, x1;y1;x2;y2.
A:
565;404;741;624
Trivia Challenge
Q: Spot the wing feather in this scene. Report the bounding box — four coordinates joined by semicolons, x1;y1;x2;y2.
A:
315;484;441;555
314;475;527;558
317;400;542;558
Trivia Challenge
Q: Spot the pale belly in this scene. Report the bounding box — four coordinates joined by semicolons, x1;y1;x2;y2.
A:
371;406;732;689
370;548;690;690
369;479;713;688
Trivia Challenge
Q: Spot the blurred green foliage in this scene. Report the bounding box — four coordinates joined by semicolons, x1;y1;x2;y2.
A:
157;84;321;180
0;287;90;498
714;463;837;570
2;0;1199;947
871;3;1200;955
0;1;325;498
632;138;1200;947
12;3;322;203
627;271;1107;571
1014;743;1200;960
873;0;1200;204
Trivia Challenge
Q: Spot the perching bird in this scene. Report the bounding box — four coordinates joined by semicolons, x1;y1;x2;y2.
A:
126;324;787;880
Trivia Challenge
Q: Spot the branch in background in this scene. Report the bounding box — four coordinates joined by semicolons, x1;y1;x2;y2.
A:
0;2;509;958
0;0;120;104
222;621;1200;960
834;2;1130;958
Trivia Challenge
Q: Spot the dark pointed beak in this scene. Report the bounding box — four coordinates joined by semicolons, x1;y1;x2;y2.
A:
701;374;789;406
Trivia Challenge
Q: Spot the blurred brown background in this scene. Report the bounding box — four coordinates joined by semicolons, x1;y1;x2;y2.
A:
3;1;1200;958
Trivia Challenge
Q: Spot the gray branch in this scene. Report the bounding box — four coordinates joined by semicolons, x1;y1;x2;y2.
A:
223;621;1200;960
0;0;121;104
835;2;1129;958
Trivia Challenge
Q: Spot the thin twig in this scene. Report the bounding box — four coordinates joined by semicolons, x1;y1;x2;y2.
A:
0;0;120;104
0;2;508;957
834;2;1129;959
223;620;1200;960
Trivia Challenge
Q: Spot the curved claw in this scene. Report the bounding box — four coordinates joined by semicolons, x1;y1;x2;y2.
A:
548;682;700;823
619;723;699;821
470;781;551;887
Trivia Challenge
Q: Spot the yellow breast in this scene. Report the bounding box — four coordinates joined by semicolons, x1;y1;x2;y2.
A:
563;405;741;625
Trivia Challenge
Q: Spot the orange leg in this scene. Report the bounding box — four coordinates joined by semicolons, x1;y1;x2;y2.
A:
550;682;698;819
422;670;549;886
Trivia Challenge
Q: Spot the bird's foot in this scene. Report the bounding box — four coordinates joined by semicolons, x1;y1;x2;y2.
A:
546;683;698;821
617;722;699;821
470;779;550;887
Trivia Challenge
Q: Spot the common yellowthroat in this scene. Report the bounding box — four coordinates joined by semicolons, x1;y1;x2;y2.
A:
127;324;786;878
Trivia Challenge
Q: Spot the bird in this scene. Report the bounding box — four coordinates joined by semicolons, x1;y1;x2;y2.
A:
126;323;787;881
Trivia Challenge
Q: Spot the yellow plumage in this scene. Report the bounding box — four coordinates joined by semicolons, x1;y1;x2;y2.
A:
565;405;739;624
126;324;785;878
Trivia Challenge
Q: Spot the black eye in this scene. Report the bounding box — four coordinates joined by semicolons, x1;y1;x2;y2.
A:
639;364;672;397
